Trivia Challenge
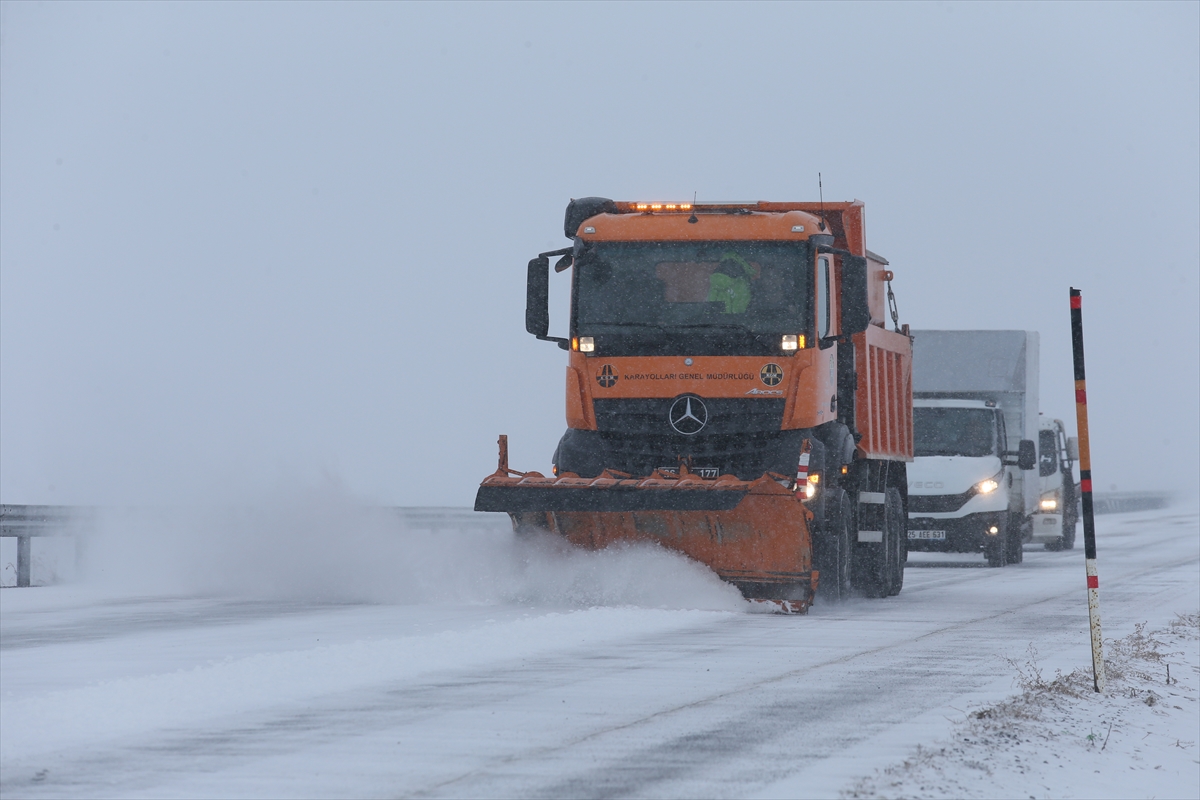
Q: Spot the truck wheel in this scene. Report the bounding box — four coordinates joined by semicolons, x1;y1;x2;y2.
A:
815;490;853;602
1062;480;1078;550
886;488;905;596
1062;511;1077;550
1005;514;1024;564
853;487;900;598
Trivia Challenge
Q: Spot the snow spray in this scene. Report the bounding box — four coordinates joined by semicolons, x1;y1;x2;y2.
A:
1070;287;1105;693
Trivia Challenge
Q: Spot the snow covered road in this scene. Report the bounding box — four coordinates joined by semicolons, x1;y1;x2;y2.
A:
2;506;1197;798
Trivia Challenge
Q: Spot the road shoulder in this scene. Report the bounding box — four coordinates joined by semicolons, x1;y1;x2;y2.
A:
842;614;1200;800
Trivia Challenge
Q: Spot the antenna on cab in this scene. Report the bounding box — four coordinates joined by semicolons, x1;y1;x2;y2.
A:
818;173;827;231
688;191;698;224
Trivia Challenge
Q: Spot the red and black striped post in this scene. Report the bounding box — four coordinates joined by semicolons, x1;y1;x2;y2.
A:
1070;287;1105;693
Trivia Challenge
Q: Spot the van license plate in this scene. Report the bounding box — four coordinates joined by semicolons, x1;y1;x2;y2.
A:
909;530;946;540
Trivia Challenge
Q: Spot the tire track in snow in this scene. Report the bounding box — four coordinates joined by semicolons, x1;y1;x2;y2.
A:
406;519;1199;797
2;513;1195;798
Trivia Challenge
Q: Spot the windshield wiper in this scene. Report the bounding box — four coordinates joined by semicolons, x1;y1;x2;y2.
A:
590;322;765;333
587;322;673;332
672;323;759;332
584;323;787;344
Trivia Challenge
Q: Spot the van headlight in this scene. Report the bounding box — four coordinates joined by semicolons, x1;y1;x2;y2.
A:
976;470;1005;495
1040;490;1059;511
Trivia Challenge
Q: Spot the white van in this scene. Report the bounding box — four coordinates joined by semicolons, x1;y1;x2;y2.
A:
1029;414;1080;550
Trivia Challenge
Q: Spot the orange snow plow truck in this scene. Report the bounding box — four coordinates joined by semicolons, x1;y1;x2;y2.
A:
476;198;913;610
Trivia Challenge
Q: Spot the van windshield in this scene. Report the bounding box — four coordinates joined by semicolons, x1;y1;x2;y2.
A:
574;241;811;335
1039;429;1059;477
914;407;998;458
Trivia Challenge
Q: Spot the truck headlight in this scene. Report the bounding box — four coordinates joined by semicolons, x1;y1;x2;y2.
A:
1040;490;1059;511
977;478;999;494
781;334;803;351
578;336;595;353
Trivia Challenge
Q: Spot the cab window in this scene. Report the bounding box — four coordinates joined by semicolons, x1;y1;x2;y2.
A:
816;256;831;338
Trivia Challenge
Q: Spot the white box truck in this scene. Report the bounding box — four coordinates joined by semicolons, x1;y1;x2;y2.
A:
907;331;1039;567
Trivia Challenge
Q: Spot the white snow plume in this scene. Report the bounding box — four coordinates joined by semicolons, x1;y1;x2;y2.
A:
82;481;746;611
502;528;747;610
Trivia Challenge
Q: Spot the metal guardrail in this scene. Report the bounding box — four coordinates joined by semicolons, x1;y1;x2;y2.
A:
0;495;1176;587
0;505;95;587
385;507;510;532
1089;491;1173;515
0;504;510;587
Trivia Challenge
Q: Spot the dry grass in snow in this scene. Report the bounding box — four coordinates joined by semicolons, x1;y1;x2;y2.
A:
844;613;1200;799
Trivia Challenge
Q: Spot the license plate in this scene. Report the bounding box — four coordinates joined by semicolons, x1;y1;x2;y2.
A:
908;529;946;540
658;466;720;479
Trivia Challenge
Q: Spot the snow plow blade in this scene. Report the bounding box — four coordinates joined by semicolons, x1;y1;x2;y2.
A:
476;436;817;608
475;483;745;512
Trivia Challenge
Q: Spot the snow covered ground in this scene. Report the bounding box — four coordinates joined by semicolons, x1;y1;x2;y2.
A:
2;501;1197;799
842;614;1199;799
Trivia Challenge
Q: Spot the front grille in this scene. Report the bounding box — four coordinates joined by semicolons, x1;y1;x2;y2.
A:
593;398;785;435
593;431;795;481
600;431;782;462
907;488;978;514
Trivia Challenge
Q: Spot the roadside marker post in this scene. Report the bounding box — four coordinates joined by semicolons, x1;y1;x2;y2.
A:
1070;287;1105;693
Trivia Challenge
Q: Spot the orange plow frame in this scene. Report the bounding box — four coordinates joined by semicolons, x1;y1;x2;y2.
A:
475;437;819;609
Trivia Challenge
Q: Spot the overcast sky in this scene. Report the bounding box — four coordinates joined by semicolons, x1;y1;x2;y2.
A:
2;1;1197;507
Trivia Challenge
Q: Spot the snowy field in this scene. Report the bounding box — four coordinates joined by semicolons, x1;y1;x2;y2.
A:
1;502;1197;799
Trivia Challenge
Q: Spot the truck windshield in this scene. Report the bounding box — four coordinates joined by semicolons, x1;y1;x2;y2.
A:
914;407;998;458
574;241;811;335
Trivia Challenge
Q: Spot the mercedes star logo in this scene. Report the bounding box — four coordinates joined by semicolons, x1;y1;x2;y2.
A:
669;395;708;435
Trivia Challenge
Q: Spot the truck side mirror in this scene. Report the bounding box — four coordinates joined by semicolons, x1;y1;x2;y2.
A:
1017;439;1036;471
1065;436;1080;462
525;256;550;337
840;254;870;335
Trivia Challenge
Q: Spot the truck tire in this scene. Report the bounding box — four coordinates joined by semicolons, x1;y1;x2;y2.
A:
886;488;905;596
1062;517;1076;550
1005;514;1024;564
1065;489;1084;551
815;489;853;602
1061;485;1077;550
853;487;901;598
